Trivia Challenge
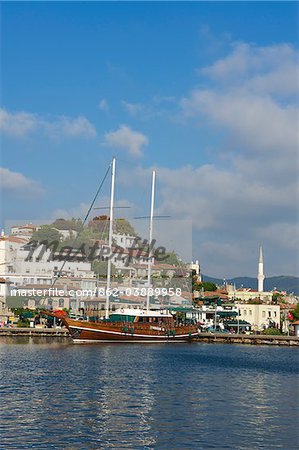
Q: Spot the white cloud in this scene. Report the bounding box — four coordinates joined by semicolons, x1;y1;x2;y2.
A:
0;109;38;137
104;125;148;157
0;167;43;197
0;108;97;139
120;161;298;277
52;202;91;221
99;99;109;112
181;89;298;155
177;42;299;275
121;101;144;116
199;42;299;97
43;116;97;138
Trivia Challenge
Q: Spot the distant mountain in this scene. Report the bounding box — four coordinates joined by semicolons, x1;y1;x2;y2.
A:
202;275;299;295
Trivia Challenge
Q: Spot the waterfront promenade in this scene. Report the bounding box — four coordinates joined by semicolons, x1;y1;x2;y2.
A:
1;327;298;345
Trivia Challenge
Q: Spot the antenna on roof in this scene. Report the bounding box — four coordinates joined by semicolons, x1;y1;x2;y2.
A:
93;206;131;210
134;215;170;219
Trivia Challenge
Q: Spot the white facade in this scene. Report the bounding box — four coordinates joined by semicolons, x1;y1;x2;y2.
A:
189;260;201;281
113;233;137;249
236;303;280;331
0;237;94;286
11;224;39;241
226;284;272;302
54;229;78;239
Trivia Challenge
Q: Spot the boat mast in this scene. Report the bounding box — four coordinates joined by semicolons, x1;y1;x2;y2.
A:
105;157;116;319
146;170;156;312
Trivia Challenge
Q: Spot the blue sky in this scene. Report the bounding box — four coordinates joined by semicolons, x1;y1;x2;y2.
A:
1;2;298;278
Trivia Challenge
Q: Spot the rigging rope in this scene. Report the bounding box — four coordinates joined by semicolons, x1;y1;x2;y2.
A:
49;162;112;290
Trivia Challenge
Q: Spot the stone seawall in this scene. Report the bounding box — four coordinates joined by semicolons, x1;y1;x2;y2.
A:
195;332;299;346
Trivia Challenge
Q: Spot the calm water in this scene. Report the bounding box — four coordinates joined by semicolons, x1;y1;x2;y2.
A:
0;339;298;450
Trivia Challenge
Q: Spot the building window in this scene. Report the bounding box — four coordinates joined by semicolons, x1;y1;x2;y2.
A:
249;310;252;315
244;310;247;315
274;311;277;318
268;311;271;318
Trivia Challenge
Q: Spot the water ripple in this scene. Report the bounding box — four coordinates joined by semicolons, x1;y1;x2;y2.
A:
0;339;298;449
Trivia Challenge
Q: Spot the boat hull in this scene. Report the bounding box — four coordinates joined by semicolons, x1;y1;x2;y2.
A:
68;324;198;343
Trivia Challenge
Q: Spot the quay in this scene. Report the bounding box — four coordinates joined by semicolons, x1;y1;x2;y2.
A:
0;328;298;345
0;327;70;337
195;332;299;346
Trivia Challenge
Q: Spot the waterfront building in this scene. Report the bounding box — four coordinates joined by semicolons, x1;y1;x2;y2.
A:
292;320;299;337
236;303;280;332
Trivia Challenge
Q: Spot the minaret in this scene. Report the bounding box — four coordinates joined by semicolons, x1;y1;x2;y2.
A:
257;246;265;293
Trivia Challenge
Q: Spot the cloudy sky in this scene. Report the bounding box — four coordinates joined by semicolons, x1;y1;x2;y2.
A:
1;2;298;278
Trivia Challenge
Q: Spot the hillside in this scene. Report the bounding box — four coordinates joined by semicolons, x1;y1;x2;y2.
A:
202;275;299;295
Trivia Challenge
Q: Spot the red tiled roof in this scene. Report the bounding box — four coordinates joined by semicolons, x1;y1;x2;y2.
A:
1;236;27;244
119;295;145;301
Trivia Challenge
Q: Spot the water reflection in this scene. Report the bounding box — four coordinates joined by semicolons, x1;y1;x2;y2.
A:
0;342;298;449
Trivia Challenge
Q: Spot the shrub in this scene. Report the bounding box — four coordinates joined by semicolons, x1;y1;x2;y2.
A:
17;318;30;328
263;328;281;335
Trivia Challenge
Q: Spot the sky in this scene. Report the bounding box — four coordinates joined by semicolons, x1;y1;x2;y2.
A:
0;1;298;278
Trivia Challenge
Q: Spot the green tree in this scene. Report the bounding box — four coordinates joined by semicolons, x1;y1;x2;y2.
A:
115;218;137;236
272;292;284;304
160;251;181;266
290;303;299;321
200;281;217;292
32;225;62;243
59;227;109;251
92;260;116;277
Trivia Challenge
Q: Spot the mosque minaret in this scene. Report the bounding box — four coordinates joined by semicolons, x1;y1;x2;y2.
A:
257;246;265;293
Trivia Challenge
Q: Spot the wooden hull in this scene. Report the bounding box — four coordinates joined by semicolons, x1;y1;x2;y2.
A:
61;317;199;343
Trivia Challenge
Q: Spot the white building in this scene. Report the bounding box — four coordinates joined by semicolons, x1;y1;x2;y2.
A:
10;224;39;241
189;260;201;281
0;234;95;287
236;303;280;332
113;233;137;249
226;284;273;302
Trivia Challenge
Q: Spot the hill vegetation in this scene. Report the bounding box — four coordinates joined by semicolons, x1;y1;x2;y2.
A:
202;275;299;295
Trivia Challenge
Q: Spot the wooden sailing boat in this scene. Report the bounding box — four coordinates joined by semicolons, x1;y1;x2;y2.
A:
44;158;199;342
